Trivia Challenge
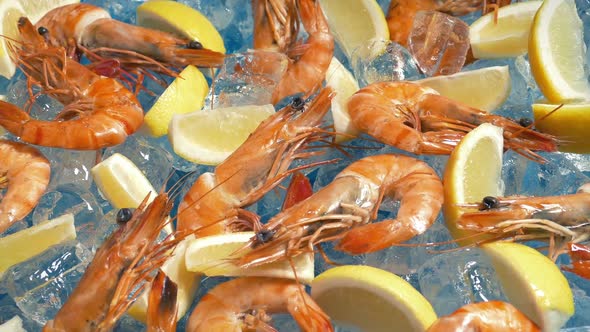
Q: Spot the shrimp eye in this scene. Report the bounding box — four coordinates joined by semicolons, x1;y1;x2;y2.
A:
255;229;276;244
37;26;49;36
116;208;133;223
518;117;533;127
290;97;305;111
480;196;500;210
186;40;203;50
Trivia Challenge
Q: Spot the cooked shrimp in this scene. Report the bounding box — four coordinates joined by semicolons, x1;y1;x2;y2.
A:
456;184;590;262
347;81;558;162
387;0;482;47
271;0;334;104
235;154;443;268
563;242;590;280
35;3;223;79
252;0;299;52
0;17;143;150
146;270;178;332
0;139;50;234
177;88;334;236
427;301;540;332
282;171;314;211
186;277;333;332
43;193;181;331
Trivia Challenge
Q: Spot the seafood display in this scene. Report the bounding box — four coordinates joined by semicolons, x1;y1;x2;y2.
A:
0;0;589;331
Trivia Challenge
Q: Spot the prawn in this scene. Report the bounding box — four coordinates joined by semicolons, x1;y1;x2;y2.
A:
177;88;334;236
456;183;590;262
427;301;540;332
43;193;182;331
146;270;178;332
236;154;443;269
563;242;590;280
387;0;482;47
252;0;300;52
35;3;224;80
271;0;334;104
0;17;144;150
186;277;333;331
0;139;50;234
347;81;558;162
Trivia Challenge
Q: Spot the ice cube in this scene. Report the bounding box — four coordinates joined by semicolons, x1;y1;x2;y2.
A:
205;51;289;108
417;247;507;316
563;272;590;328
40;148;96;190
84;0;144;23
408;11;470;77
30;184;105;251
0;294;41;331
102;135;174;193
351;40;422;87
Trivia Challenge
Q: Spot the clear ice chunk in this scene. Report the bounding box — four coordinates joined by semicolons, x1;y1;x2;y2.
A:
351;40;422;87
408;11;470;77
417;247;507;316
205;51;288;108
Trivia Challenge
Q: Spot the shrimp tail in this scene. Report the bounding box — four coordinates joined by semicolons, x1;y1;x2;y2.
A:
563;242;590;280
0;101;29;138
288;292;334;332
147;270;178;332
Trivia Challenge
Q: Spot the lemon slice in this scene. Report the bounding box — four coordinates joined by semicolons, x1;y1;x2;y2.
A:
325;57;360;142
482;242;574;331
169;104;275;166
443;123;504;245
184;232;315;284
137;0;225;54
0;316;26;332
416;66;511;112
91;153;157;209
529;0;590;103
318;0;389;60
128;235;201;323
0;214;75;276
311;265;437;331
469;1;542;59
143;65;209;137
532;103;590;153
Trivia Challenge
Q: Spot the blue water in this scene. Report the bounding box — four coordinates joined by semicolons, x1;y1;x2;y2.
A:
0;0;589;331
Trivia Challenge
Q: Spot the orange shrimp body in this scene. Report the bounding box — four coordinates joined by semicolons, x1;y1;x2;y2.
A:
427;301;540;332
347;81;558;161
0;18;143;150
0;139;50;234
186;277;333;332
387;0;482;47
43;193;179;331
177;88;333;236
36;3;223;75
271;0;334;104
146;270;178;332
236;154;443;268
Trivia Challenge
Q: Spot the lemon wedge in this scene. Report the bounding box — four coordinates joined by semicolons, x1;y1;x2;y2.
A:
91;153;157;209
0;214;75;276
143;65;209;137
443;123;504;245
529;0;590;103
325;57;360;142
128;235;200;323
483;242;574;331
137;0;225;54
318;0;389;60
532;103;590;154
469;1;542;59
0;316;26;332
416;66;511;112
169;104;275;166
0;0;80;79
184;232;315;284
311;265;437;331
